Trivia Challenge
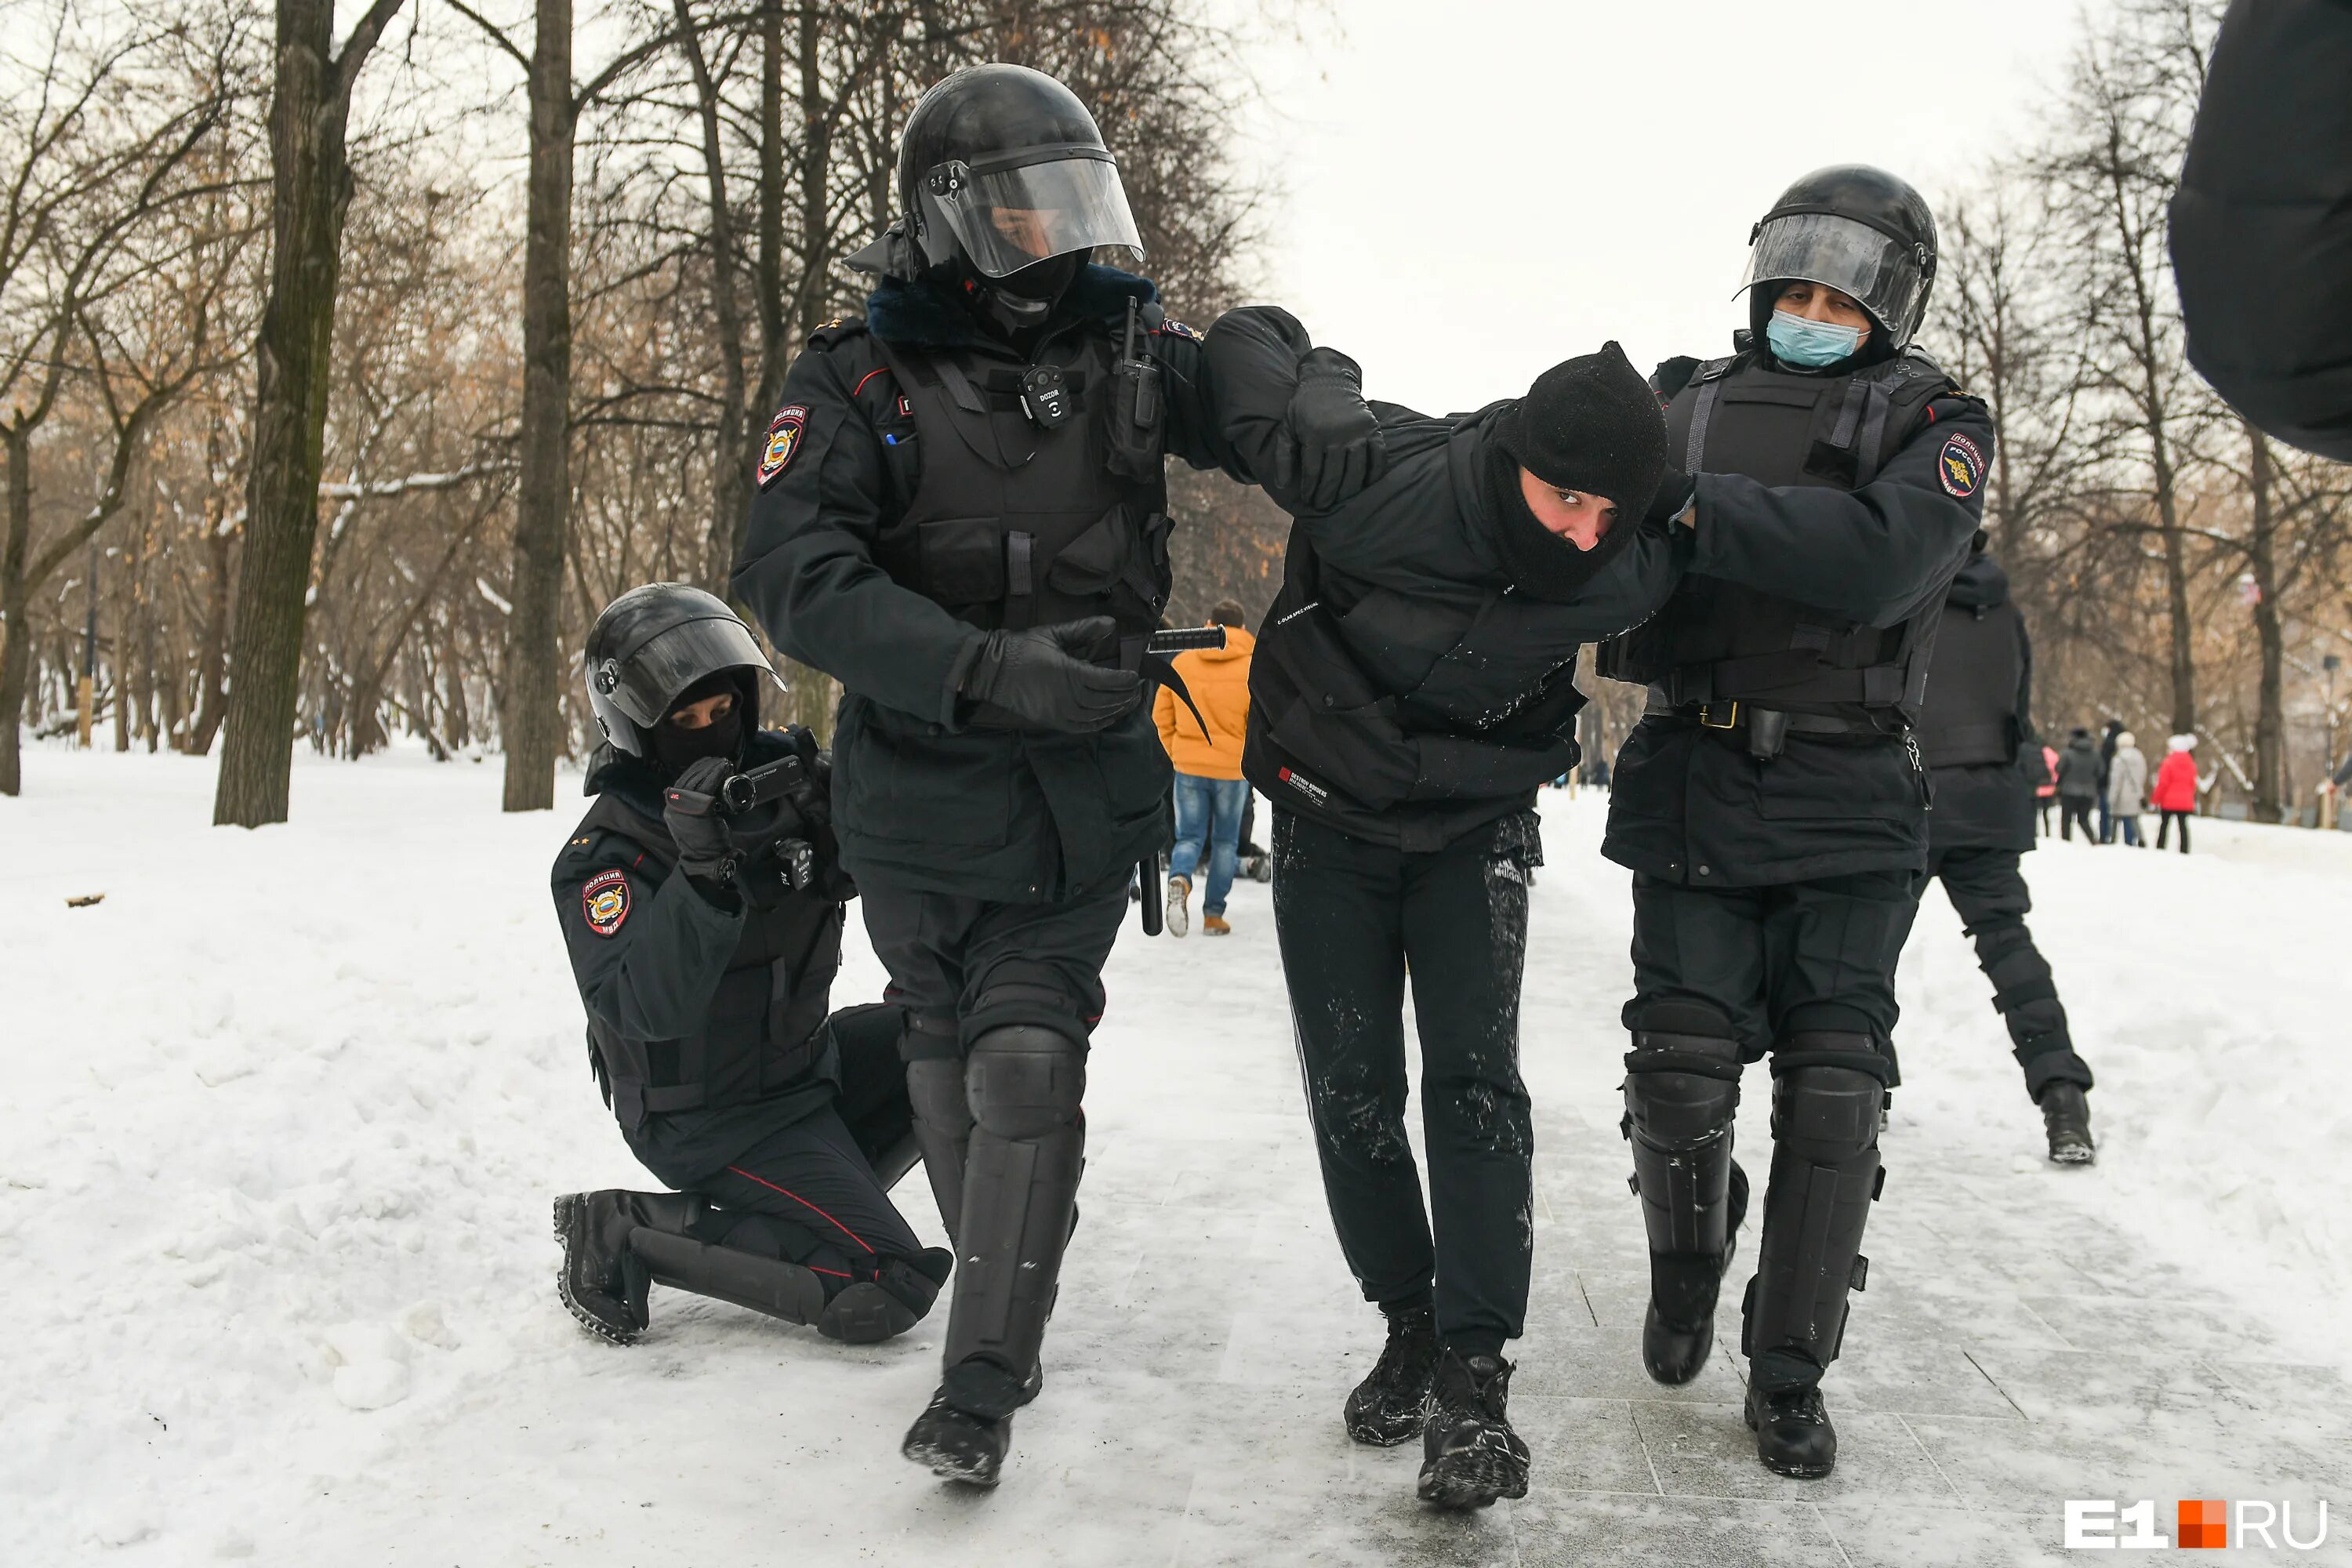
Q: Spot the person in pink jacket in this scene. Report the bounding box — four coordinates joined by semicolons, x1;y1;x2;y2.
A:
2151;734;2201;853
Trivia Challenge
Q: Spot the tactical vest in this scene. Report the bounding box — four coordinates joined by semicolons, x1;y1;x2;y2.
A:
577;792;844;1133
1915;592;2024;768
1597;348;1955;719
864;325;1172;640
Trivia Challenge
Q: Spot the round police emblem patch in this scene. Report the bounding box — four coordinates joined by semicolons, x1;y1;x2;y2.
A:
1938;431;1985;499
583;868;630;937
756;405;808;490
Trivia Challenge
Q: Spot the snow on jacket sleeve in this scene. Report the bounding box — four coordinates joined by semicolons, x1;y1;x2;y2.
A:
1687;394;1994;626
2172;0;2352;463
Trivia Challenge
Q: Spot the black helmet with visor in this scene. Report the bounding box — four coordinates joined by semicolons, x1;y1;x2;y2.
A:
898;64;1145;280
1739;165;1939;348
583;583;782;758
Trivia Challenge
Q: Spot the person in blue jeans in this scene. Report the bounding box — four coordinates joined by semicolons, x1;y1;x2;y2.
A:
1156;601;1256;935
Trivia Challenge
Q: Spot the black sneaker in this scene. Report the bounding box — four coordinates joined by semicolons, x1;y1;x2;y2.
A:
552;1192;652;1345
1344;1307;1439;1446
2039;1083;2096;1165
1745;1380;1838;1478
902;1391;1011;1486
1416;1348;1529;1509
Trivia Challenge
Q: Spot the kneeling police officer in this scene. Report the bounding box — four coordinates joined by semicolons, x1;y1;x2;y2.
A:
552;583;949;1347
1597;166;1994;1479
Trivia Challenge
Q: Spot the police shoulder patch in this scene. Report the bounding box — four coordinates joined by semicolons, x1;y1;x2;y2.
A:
582;868;631;938
756;405;809;490
1154;318;1203;342
1937;431;1985;499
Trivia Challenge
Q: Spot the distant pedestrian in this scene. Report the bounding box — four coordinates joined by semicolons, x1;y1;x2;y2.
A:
2096;718;2125;841
2151;735;2201;852
2056;728;2100;842
2036;741;2060;836
1158;600;1256;937
2107;731;2148;847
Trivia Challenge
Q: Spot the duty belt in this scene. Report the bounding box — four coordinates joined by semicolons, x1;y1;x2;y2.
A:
1644;692;1888;760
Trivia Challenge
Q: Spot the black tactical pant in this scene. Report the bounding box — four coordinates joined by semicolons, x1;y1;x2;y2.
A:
1624;869;1913;1395
631;1011;927;1293
862;879;1125;1406
1272;808;1539;1360
1922;846;2093;1100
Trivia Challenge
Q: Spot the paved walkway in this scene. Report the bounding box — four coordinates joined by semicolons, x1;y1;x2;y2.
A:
901;799;2352;1567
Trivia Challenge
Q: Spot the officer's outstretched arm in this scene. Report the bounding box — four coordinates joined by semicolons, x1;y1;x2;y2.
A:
557;842;745;1044
1687;396;1993;626
731;351;986;725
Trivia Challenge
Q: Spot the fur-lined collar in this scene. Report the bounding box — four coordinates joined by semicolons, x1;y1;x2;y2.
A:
866;264;1159;350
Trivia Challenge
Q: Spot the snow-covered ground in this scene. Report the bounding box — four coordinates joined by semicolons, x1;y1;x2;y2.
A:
7;744;2352;1565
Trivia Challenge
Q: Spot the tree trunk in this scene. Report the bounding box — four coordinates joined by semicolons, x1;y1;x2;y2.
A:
0;427;33;795
188;514;233;753
500;0;576;812
2245;421;2287;824
675;0;749;595
212;0;405;827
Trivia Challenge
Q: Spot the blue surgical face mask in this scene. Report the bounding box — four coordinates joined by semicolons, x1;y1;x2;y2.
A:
1766;307;1865;369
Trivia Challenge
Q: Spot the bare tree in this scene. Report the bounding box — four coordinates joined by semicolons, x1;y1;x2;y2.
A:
212;0;409;826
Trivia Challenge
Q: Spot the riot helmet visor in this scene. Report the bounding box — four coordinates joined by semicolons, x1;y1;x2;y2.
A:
925;148;1142;278
593;614;775;731
1739;211;1930;343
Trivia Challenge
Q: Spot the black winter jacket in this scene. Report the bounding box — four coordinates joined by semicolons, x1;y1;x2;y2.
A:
2172;0;2352;463
731;267;1301;903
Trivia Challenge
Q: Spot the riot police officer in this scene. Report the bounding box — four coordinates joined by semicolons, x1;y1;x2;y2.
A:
730;65;1377;1486
1904;537;2096;1163
1596;166;1995;1479
552;584;949;1348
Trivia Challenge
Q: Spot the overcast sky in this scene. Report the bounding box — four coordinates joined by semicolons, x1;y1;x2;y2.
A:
1218;0;2112;416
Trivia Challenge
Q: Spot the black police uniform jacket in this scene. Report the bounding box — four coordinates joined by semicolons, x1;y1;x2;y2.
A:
732;266;1292;905
553;730;845;1175
1918;550;2039;857
1202;311;1686;850
2172;0;2352;463
1599;345;1995;887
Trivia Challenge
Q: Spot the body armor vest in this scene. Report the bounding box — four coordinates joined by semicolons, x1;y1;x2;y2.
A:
868;327;1171;639
1915;592;2024;768
578;792;844;1132
1597;348;1954;719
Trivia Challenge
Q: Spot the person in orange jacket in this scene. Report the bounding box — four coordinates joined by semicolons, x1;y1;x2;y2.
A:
1156;599;1255;935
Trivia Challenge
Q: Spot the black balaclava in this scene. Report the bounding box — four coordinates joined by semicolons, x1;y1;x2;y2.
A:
651;669;750;779
1480;342;1668;602
966;251;1084;343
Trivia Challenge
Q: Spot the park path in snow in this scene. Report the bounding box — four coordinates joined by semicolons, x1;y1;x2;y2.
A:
5;744;2351;1564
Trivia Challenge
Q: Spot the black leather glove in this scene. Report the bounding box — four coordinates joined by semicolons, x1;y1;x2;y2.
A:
1284;347;1387;513
961;615;1140;733
662;756;742;887
1645;466;1697;529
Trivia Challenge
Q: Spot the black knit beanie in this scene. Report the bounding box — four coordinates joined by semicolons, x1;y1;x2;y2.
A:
1491;341;1671;514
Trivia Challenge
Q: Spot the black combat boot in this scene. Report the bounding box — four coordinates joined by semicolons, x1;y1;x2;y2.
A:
553;1190;700;1345
2039;1083;2095;1165
1344;1306;1439;1445
1642;1162;1748;1385
902;1392;1012;1486
1416;1348;1529;1509
1745;1377;1838;1479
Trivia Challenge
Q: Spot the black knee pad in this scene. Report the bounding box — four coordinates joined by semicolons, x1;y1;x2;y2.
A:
965;1024;1087;1142
1769;1056;1884;1165
1623;1007;1744;1150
